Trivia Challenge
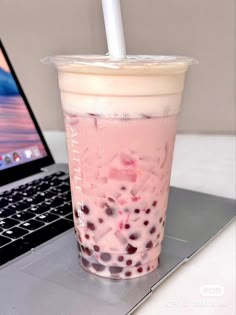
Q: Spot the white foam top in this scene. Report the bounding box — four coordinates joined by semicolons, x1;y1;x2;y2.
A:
42;55;197;118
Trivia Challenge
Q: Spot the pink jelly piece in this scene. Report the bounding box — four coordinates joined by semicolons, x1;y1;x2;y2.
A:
120;153;136;166
114;230;127;245
109;168;137;182
118;198;127;206
93;227;112;242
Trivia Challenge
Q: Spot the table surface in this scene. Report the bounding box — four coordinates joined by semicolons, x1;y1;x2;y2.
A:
45;132;236;315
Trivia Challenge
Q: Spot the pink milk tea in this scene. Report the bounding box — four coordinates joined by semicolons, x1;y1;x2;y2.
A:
48;55;195;279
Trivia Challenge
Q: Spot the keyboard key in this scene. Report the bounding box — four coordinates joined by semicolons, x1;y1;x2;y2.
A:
12;212;35;221
43;198;62;208
51;178;62;185
27;204;49;214
19;219;44;231
43;174;55;181
41;190;56;199
0;198;8;208
6;204;18;211
18;184;28;190
7;193;22;203
16;201;31;211
0;236;11;247
2;227;28;239
48;187;61;195
36;213;59;223
50;197;65;207
51;204;72;216
22;188;37;197
61;191;71;202
31;179;41;185
0;218;20;229
1;191;12;197
0;207;17;218
56;184;70;193
39;181;50;188
31;194;46;204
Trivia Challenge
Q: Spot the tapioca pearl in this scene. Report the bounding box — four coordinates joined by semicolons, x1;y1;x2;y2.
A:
105;207;115;216
157;233;160;239
129;233;140;240
121;186;126;191
87;221;96;231
118;256;124;262
125;271;132;277
162;220;166;227
74;209;78;218
159;217;163;223
85;247;92;256
81;257;90;268
100;253;111;262
88;113;99;116
92;263;105;272
152;201;157;207
108;197;115;203
81;205;89;215
146;241;153;249
94;245;100;252
85;234;90;239
147;266;150;272
126;243;137;254
143;221;149;226
126;259;132;266
98;218;104;223
137;267;143;273
109;266;123;274
146;208;151;214
80;245;85;252
135;261;141;267
134;208;140;214
150;226;156;234
124;224;130;229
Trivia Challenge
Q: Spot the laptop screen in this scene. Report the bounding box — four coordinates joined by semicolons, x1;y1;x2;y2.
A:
0;47;48;171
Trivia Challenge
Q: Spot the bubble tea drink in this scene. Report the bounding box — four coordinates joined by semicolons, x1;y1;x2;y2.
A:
47;55;195;279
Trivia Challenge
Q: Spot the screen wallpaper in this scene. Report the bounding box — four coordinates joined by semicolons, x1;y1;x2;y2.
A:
0;47;47;170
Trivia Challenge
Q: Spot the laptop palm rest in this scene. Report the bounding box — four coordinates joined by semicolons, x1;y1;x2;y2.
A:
0;187;235;315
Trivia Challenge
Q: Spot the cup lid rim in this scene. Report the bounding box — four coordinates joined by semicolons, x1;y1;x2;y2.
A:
42;54;198;69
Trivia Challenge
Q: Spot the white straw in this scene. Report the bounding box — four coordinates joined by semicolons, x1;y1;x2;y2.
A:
102;0;126;59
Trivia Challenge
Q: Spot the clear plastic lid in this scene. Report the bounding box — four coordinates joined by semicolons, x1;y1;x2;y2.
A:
42;55;198;73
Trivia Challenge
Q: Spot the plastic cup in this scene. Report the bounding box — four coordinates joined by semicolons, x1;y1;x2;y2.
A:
44;55;196;279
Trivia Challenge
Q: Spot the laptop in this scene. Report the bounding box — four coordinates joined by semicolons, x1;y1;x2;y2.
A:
0;40;74;266
0;40;235;315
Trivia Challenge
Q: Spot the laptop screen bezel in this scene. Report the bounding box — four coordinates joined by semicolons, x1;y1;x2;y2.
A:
0;40;55;187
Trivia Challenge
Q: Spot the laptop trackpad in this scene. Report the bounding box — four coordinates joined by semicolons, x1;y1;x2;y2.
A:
18;231;188;313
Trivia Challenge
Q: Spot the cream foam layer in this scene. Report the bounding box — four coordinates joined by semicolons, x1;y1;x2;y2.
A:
57;62;187;117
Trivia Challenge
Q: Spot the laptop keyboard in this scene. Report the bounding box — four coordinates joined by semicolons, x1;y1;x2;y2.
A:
0;171;74;266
